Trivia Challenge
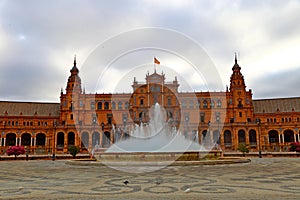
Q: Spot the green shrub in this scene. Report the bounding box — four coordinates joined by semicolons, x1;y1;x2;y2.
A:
68;145;80;158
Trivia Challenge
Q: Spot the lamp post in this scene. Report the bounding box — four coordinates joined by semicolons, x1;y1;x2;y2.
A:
216;115;220;148
256;118;262;158
52;120;57;161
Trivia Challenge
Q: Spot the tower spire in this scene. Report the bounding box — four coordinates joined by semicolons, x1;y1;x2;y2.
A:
234;52;237;64
74;54;77;67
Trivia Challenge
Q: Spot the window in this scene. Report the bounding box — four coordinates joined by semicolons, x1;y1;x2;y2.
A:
167;96;172;106
112;102;116;109
239;112;242;117
124;102;129;109
189;101;194;108
104;102;109;110
197;100;201;108
210;101;215;108
238;100;243;108
118;102;123;109
79;100;83;107
181;100;186;108
203;100;208;108
140;99;144;105
90;101;95;109
98;102;102;110
70;114;73;120
200;112;205;122
217;100;221;108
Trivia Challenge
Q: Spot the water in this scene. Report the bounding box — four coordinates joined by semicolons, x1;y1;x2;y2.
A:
106;103;206;153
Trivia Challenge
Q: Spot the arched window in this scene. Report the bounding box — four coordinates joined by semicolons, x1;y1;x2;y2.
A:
118;102;123;109
124;102;129;109
217;100;221;108
112;102;116;109
104;102;109;110
210;101;215;108
203;100;208;108
97;102;102;110
90;102;95;109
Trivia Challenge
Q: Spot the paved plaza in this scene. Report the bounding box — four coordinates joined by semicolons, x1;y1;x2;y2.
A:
0;158;300;199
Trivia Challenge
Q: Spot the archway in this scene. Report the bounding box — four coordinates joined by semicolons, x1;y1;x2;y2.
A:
92;132;100;147
68;132;75;146
6;133;16;146
238;130;246;144
57;132;64;148
224;130;232;146
213;130;220;144
102;131;111;148
283;129;294;143
202;130;208;143
249;129;257;145
81;132;89;149
268;130;279;143
36;133;46;146
21;133;31;146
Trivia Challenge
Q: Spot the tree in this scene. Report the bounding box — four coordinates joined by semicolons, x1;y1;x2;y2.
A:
237;144;249;157
68;145;80;158
6;146;26;160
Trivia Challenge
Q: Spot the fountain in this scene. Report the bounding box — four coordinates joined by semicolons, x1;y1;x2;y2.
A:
68;103;250;172
95;103;221;162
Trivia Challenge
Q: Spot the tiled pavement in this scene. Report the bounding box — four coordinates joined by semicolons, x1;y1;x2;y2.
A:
0;158;300;199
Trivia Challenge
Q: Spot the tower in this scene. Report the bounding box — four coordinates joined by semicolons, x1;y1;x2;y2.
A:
228;53;253;123
66;56;82;95
59;56;83;126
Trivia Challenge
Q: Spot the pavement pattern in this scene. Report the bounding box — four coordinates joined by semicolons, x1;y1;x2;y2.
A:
0;158;300;199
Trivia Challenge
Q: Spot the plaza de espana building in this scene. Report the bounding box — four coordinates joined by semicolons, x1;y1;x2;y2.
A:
1;56;300;155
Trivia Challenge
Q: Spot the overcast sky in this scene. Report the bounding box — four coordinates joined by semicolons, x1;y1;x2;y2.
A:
1;0;300;102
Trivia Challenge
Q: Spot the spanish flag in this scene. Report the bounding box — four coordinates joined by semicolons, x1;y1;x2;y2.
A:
154;57;160;65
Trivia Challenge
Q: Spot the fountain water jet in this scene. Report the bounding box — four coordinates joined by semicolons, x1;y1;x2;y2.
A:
106;103;206;153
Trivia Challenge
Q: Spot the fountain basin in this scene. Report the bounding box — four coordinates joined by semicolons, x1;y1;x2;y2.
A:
95;150;222;162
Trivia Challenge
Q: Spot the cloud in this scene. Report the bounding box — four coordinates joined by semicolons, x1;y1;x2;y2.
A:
0;0;300;101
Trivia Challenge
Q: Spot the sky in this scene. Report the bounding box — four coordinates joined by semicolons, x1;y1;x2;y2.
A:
1;0;300;102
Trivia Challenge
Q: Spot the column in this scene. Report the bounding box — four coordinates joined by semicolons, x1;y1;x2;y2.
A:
88;133;92;149
100;131;103;147
281;134;285;143
31;137;34;146
298;134;300;142
16;137;18;146
245;130;249;145
279;134;282;143
0;138;2;146
3;138;6;146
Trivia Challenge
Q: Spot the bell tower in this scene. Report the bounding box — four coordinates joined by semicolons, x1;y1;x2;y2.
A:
66;56;82;95
228;53;254;123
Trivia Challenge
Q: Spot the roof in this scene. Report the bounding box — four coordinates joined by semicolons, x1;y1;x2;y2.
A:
0;101;60;117
253;97;300;113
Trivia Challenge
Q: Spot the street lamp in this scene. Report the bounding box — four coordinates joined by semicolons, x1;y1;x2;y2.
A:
52;120;57;161
256;118;262;158
216;115;220;146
